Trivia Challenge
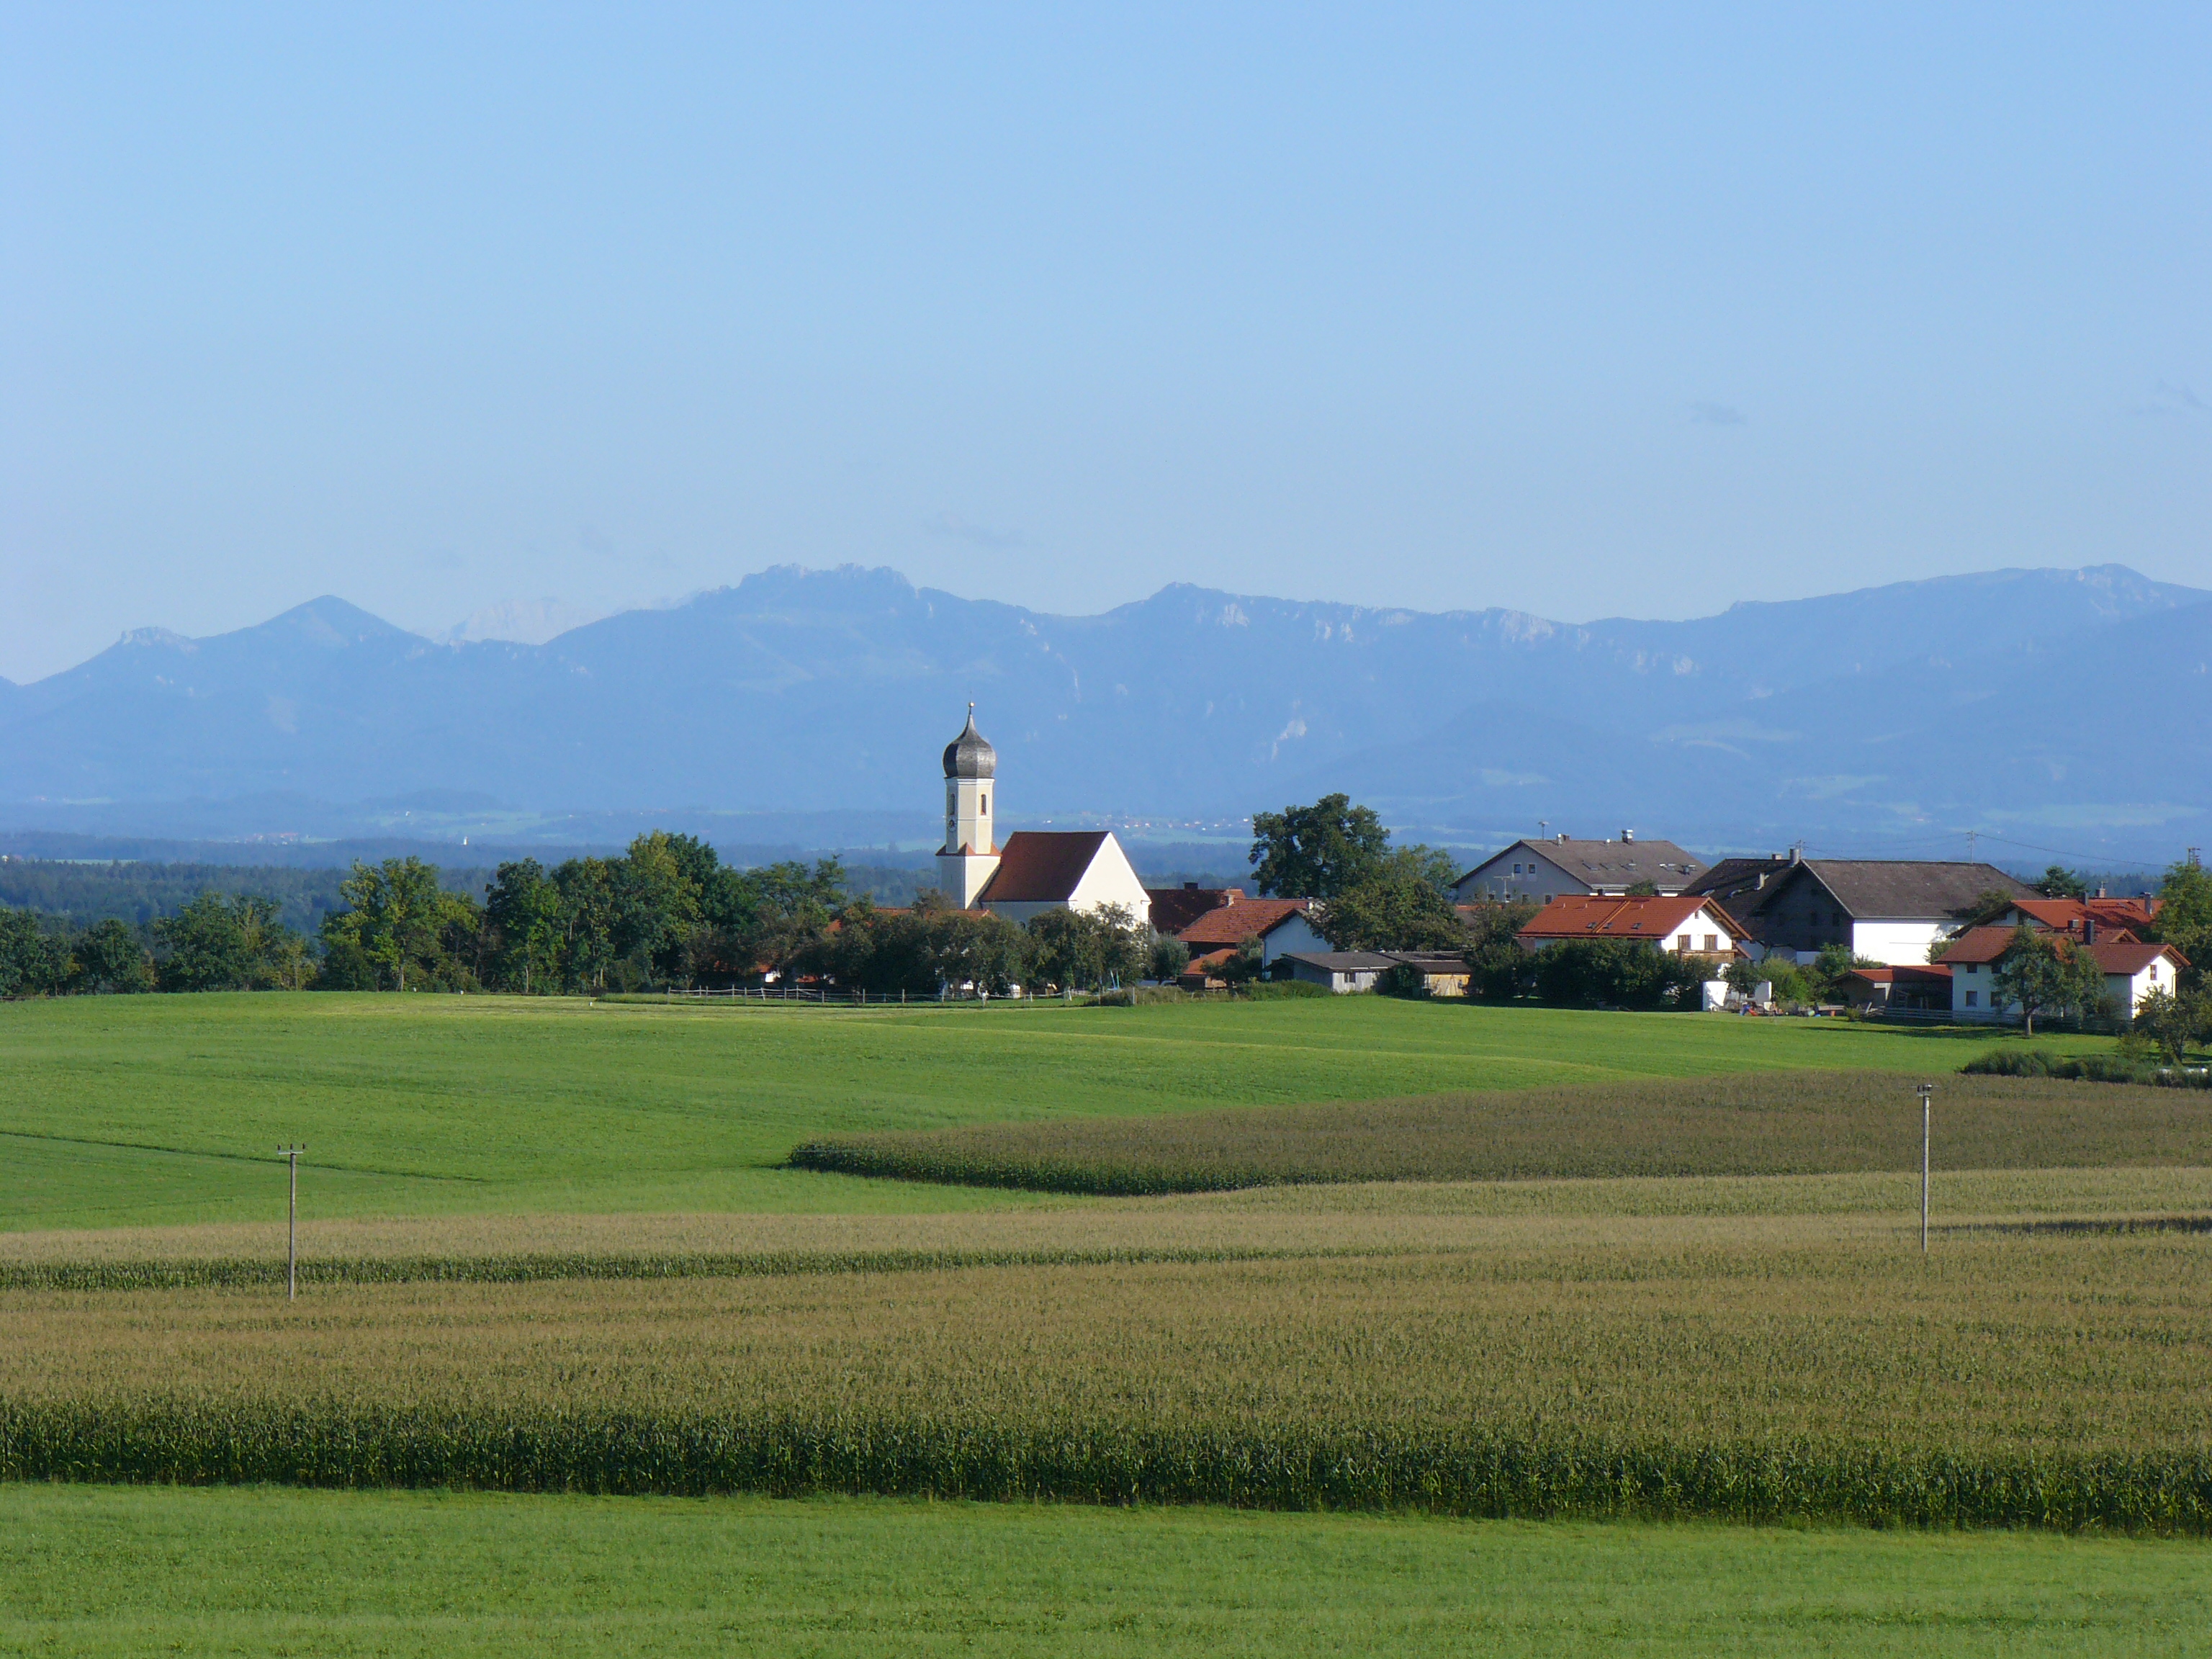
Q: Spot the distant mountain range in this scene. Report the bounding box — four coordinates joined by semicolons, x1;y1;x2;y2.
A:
3;562;2208;863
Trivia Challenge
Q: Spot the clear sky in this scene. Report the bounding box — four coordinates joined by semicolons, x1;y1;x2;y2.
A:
4;3;2207;683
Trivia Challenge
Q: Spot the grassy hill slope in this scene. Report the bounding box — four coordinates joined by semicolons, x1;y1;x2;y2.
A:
0;993;2104;1230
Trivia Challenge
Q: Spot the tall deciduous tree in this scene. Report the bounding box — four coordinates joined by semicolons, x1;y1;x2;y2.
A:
325;858;448;992
2149;858;2212;992
1318;846;1466;951
71;917;151;992
1990;927;2109;1037
1248;794;1390;899
484;859;563;994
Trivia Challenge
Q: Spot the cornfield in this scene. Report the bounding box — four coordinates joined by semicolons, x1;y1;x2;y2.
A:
788;1070;2212;1195
6;1209;2209;1531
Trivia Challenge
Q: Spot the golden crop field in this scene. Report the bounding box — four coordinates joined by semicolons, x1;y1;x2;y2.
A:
6;1169;2210;1529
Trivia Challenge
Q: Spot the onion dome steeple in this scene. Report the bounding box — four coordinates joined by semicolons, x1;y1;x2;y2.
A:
942;703;997;780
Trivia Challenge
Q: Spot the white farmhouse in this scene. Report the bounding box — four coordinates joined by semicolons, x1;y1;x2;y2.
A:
1938;926;2190;1022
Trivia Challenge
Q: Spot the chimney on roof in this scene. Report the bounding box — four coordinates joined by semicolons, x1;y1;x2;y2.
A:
1557;832;1568;843
2096;887;2108;899
1184;881;1198;890
1789;846;1802;864
2085;917;2098;945
1621;828;1635;842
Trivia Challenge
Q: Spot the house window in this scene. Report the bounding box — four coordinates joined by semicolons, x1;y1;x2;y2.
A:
1676;934;1691;951
1965;990;1978;1008
980;794;987;814
2149;963;2159;981
1966;962;1979;974
1704;935;1717;953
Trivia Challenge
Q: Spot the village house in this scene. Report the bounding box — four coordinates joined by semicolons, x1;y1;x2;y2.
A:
935;707;1151;924
1452;832;1705;905
1686;855;2034;966
1174;895;1329;974
1514;893;1745;956
1936;925;2189;1022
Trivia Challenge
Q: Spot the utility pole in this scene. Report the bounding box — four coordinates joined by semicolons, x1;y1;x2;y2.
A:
278;1145;305;1300
1915;1085;1931;1256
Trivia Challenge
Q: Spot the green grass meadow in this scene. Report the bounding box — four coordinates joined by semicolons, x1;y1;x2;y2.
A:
4;1485;2208;1658
0;992;2099;1229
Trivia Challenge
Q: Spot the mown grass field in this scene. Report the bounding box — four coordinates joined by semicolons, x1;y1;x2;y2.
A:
6;1485;2210;1658
0;992;2108;1229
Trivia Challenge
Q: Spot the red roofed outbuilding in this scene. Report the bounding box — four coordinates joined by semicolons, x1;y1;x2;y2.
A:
1174;895;1330;971
1516;894;1746;958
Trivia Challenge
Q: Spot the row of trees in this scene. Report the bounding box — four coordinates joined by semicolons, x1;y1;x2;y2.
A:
0;894;315;996
0;832;1164;998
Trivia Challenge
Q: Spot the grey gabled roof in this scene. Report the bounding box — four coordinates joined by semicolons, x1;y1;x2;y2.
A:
1282;950;1399;971
1788;860;2034;920
1457;837;1705;889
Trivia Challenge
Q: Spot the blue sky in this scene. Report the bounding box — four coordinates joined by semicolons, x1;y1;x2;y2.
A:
4;3;2207;681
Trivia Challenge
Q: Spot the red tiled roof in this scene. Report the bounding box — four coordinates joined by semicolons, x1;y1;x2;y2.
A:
1146;886;1245;935
974;832;1111;904
2008;897;2159;936
1176;896;1313;948
1847;965;1953;986
1936;925;2031;966
1516;893;1743;943
2087;939;2188;975
1938;925;2188;974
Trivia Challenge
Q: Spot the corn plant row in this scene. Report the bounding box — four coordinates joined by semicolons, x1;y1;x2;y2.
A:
5;1398;2209;1534
0;1244;1368;1295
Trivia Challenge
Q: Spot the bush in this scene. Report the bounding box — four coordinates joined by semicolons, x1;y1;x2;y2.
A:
1243;980;1329;1000
1960;1048;2212;1088
314;937;381;991
1532;940;1706;1010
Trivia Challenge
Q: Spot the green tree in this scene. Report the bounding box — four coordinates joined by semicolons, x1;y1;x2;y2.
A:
323;858;448;992
1990;927;2110;1038
1532;939;1704;1010
1624;878;1660;897
483;860;563;994
1147;935;1191;982
2148;858;2212;990
617;831;709;982
0;907;69;997
1318;846;1465;951
552;858;623;993
1963;888;2023;928
1026;904;1146;992
1460;900;1537;1000
70;918;150;992
2035;865;2089;899
154;893;253;991
1248;794;1390;899
2131;985;2209;1066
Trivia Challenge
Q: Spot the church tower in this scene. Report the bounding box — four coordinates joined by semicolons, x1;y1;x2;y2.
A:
935;704;1002;908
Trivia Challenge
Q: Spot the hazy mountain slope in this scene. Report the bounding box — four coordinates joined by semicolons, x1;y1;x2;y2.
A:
1;564;2205;855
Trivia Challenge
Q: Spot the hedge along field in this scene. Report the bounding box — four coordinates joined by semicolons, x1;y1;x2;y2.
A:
5;1214;2211;1529
789;1071;2212;1194
0;992;2095;1231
